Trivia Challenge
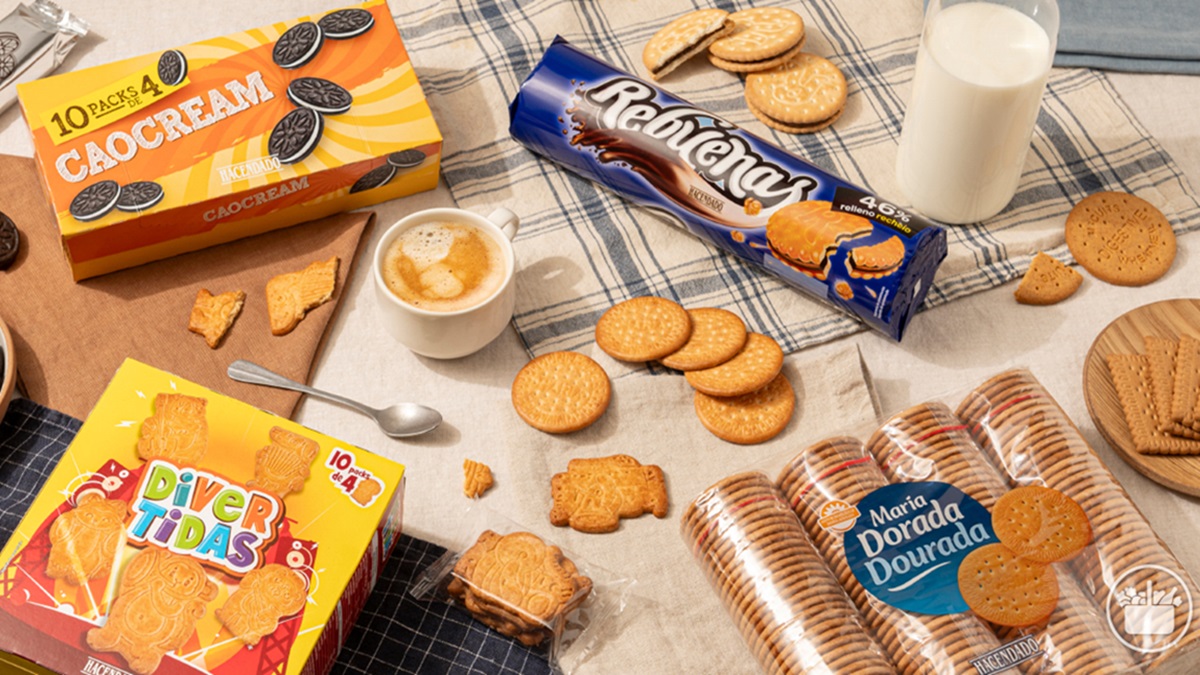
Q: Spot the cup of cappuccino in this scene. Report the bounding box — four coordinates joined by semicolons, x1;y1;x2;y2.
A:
373;207;519;358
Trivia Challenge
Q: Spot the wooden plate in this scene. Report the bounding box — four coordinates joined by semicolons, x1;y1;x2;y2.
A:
1083;298;1200;496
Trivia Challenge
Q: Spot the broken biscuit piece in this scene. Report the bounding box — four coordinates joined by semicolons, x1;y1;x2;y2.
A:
188;288;246;348
463;459;495;499
267;256;339;336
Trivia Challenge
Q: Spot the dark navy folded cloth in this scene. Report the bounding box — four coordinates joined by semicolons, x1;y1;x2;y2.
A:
1058;0;1200;74
0;398;554;675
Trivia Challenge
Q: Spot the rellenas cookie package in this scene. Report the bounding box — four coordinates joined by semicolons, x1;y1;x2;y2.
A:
17;1;441;280
0;359;406;675
683;369;1200;674
510;38;946;342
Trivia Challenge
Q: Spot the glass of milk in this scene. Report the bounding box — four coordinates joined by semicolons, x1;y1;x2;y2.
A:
895;0;1059;224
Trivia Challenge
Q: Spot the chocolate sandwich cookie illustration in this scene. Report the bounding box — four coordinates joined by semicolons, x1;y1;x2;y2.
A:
272;21;323;69
286;77;352;115
0;32;19;80
69;180;121;222
268;107;324;164
765;201;872;279
318;7;375;39
156;49;187;86
115;181;164;213
0;212;18;270
349;163;395;193
387;148;425;169
87;548;218;675
847;235;904;279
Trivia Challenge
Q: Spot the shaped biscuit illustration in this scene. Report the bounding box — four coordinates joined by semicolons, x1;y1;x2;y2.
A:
216;563;308;646
46;492;127;585
136;393;208;465
87;548;218;675
247;427;320;498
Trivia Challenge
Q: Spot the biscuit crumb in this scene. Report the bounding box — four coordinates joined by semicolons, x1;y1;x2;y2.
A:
463;459;494;499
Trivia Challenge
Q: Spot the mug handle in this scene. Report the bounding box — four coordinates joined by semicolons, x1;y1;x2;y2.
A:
487;207;520;241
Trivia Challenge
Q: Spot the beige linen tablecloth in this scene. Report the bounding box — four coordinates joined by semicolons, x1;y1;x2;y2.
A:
2;2;1200;674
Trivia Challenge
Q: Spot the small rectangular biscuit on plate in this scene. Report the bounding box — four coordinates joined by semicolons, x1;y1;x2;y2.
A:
1108;353;1200;454
1145;335;1200;439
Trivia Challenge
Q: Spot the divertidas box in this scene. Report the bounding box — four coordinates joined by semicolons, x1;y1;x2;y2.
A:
0;359;406;675
17;1;442;280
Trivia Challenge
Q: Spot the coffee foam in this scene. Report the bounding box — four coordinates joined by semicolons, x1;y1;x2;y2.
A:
383;221;506;312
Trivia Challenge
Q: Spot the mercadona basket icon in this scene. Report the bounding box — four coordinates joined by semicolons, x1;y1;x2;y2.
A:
1118;580;1181;636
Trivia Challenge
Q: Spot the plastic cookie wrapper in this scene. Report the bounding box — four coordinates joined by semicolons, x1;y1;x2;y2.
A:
0;0;87;114
411;506;634;672
682;368;1200;674
509;37;948;342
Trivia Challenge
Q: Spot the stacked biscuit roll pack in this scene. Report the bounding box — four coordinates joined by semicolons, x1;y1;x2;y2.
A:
684;369;1200;674
681;471;895;674
958;370;1200;673
778;437;1003;674
868;401;1136;675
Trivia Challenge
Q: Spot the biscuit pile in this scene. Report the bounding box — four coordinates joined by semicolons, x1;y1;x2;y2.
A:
642;7;846;134
594;296;794;444
448;530;593;647
1107;335;1200;454
187;256;339;348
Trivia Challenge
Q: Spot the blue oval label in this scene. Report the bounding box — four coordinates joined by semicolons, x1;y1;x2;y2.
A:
844;481;997;614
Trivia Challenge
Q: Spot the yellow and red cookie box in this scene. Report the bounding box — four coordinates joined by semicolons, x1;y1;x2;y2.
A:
17;1;442;280
0;359;406;675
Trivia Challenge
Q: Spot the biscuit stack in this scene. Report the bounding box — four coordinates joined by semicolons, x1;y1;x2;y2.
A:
448;530;593;647
594;297;794;444
868;402;1137;675
681;471;895;674
778;437;1004;674
957;370;1200;671
1106;335;1200;454
642;7;846;134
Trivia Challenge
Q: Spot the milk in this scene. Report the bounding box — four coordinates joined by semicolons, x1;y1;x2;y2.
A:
896;1;1055;224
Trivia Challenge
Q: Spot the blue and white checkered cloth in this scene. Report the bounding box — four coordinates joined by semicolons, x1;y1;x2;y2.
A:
392;0;1199;356
0;399;554;675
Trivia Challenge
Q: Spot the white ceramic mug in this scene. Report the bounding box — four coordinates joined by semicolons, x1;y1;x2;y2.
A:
373;207;519;359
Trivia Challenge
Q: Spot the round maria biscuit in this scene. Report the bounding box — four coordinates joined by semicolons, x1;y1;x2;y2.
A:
272;21;324;69
1065;191;1176;286
660;307;747;371
958;543;1059;627
708;7;804;63
642;9;733;80
0;212;18;270
595;296;692;362
694;372;794;444
744;53;847;127
511;351;611;433
685;332;784;397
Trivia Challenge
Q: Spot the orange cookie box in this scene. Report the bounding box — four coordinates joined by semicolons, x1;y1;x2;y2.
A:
0;359;406;675
17;1;442;280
